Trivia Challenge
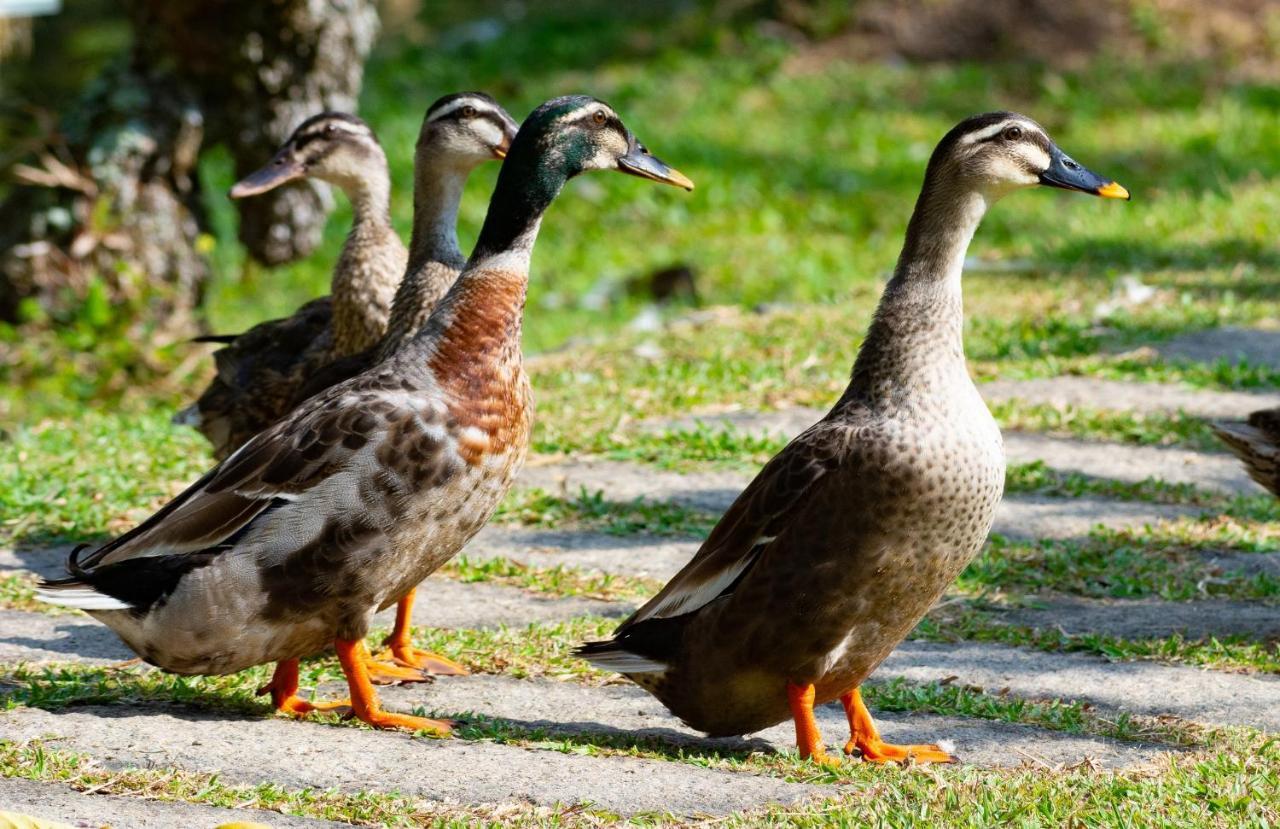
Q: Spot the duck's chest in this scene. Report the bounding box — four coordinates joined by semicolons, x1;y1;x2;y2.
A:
868;379;1004;536
380;366;533;596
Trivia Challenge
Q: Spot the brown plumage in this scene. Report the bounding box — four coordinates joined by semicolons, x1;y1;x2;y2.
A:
178;112;405;458
39;95;693;735
1213;407;1280;497
580;111;1129;766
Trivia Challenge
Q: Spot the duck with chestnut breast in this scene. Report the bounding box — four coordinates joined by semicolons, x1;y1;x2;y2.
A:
38;95;693;734
1213;408;1280;498
180;94;518;459
579;112;1128;765
212;93;521;686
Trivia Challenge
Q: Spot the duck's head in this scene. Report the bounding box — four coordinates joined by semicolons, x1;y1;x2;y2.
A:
506;95;694;191
230;112;384;198
418;92;520;167
931;111;1128;201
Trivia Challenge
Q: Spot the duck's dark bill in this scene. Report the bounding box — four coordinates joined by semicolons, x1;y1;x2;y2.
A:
617;146;694;191
1039;148;1129;200
230;156;306;199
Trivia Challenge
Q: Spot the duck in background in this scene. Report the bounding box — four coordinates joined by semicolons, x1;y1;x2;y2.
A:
180;94;517;460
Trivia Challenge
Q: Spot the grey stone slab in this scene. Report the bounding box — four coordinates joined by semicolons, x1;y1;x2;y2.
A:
1157;327;1280;368
992;495;1200;541
0;609;134;667
643;405;1259;495
469;525;696;582
0;776;343;828
0;705;821;817
0;545;75;579
1003;433;1256;495
367;673;1170;771
880;640;1280;731
518;459;1201;542
377;577;631;631
981;377;1280;420
992;594;1280;642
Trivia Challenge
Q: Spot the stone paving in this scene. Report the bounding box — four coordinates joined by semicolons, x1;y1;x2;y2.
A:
3;372;1279;825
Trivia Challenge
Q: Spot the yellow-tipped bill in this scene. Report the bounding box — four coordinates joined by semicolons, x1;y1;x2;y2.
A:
1096;181;1130;200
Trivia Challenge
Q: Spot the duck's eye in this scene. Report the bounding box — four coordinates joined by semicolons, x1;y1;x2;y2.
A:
592;110;607;126
462;105;478;118
1002;125;1023;141
324;124;337;134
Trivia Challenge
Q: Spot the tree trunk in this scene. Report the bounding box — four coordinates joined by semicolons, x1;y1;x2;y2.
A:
0;0;379;339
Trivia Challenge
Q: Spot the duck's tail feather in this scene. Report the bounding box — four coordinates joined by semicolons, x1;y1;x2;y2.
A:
191;333;238;345
171;403;202;428
575;640;668;674
34;580;130;611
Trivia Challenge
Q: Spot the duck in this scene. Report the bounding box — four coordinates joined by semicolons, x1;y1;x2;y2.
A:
180;94;518;460
578;112;1128;765
37;95;693;735
1213;407;1280;497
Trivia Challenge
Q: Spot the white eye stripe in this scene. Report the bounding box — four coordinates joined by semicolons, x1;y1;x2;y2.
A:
427;98;490;122
958;121;1017;146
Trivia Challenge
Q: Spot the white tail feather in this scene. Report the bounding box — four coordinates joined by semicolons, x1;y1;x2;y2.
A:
579;649;667;675
35;586;129;611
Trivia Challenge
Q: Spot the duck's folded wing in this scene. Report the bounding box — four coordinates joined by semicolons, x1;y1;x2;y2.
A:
81;387;388;569
622;419;852;628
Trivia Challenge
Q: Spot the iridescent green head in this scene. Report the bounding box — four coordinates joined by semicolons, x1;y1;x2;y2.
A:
472;95;692;259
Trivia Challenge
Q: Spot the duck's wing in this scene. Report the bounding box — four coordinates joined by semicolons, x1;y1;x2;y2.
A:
79;382;402;570
621;417;853;628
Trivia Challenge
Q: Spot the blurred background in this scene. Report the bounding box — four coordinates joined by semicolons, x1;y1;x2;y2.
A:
1;0;1277;424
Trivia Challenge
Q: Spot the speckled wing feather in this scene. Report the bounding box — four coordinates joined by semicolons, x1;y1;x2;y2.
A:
190;298;336;458
622;417;854;628
82;378;423;570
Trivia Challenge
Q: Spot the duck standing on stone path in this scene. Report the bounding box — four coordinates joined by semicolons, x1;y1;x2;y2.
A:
579;112;1128;765
37;95;693;735
178;95;518;461
1214;408;1280;498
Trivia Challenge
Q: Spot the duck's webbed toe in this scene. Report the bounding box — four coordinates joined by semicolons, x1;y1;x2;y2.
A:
840;687;958;766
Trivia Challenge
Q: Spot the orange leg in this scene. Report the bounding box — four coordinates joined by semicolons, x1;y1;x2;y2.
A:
786;681;839;766
840;687;956;765
372;589;468;676
257;659;350;717
335;638;453;735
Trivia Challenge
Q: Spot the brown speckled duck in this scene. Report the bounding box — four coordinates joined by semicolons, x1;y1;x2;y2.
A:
38;95;693;735
1214;408;1280;497
180;94;518;459
579;112;1128;765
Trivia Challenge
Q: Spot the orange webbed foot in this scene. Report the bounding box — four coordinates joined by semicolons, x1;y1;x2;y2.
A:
374;642;468;676
377;589;469;676
843;737;957;765
336;638;454;737
840;687;958;766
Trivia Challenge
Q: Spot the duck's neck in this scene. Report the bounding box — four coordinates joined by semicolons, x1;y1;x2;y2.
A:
406;152;467;273
413;149;566;382
379;155;471;356
845;180;990;406
326;168;398;354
